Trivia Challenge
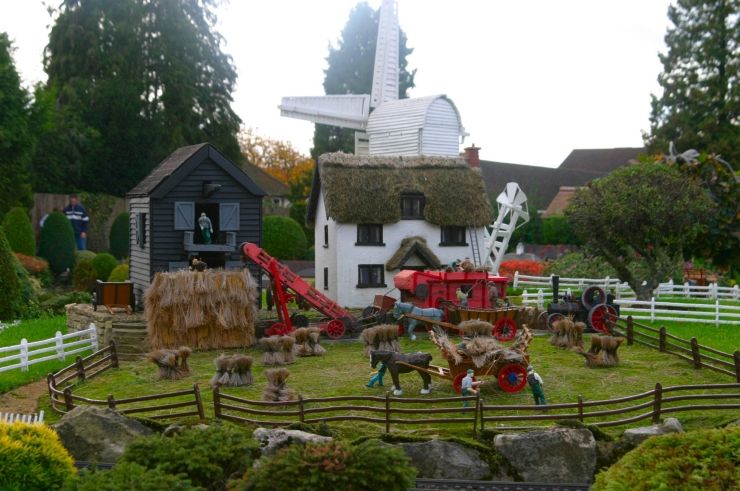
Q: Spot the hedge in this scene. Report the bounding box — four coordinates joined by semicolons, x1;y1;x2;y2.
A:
1;207;35;256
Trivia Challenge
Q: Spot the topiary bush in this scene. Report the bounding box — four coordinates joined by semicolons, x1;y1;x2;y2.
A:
262;215;308;260
593;426;740;491
72;462;198;491
0;227;22;321
38;211;76;276
0;421;77;491
108;263;129;282
75;250;97;265
92;252;118;281
109;212;130;259
73;259;98;292
41;291;92;315
11;253;41;319
234;440;416;491
1;207;35;256
121;424;260;491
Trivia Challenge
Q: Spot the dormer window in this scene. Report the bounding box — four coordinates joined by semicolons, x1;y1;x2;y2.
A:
400;193;425;219
357;224;384;245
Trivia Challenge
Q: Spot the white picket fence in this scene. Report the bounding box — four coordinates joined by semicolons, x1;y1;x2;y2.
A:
0;324;98;373
613;298;740;326
654;280;740;300
0;410;44;424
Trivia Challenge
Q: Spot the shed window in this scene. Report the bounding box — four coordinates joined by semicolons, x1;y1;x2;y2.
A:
357;264;385;288
440;226;467;246
400;193;425;219
135;213;146;247
356;224;383;245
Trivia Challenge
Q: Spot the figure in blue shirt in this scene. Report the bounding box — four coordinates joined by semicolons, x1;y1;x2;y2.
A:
63;194;90;251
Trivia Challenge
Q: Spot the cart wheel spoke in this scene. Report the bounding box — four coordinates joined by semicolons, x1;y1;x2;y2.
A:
497;363;527;393
493;318;518;342
547;313;565;331
588;304;617;334
325;319;345;339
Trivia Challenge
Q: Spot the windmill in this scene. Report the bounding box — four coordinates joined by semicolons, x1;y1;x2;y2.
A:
279;0;466;157
483;183;530;275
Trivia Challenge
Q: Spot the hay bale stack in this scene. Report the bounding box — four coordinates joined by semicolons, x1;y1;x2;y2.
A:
210;354;234;388
292;327;326;356
577;335;625;367
277;336;295;365
549;318;584;349
459;320;493;337
209;354;254;387
145;269;258;350
263;368;296;402
260;336;282;365
147;346;191;380
360;324;400;357
307;327;326;356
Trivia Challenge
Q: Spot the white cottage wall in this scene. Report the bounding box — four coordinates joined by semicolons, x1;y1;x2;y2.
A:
313;193;339;299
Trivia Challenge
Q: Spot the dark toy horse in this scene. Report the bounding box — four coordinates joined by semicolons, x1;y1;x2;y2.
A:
370;350;433;396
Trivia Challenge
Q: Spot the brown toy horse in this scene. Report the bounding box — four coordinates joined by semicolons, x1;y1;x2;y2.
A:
370;350;433;396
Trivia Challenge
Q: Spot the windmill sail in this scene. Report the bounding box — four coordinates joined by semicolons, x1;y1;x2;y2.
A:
370;0;400;108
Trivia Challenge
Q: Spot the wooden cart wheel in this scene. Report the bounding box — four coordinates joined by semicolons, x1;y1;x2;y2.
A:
497;363;527;393
547;313;565;331
325;319;345;339
453;372;476;394
581;286;606;310
493;318;517;342
537;311;549;330
587;304;618;334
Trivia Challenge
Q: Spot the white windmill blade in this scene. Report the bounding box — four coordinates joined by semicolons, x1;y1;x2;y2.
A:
371;0;400;108
278;95;371;130
484;183;530;274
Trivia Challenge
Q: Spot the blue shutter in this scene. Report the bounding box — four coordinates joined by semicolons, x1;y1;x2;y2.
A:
174;202;194;230
219;202;240;231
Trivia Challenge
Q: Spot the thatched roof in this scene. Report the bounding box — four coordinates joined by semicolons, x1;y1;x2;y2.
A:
385;236;441;271
308;153;493;226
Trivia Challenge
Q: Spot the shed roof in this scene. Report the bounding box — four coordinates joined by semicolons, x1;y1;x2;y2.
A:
542;186;580;217
307;153;493;227
559;147;644;174
127;143;265;198
240;164;289;197
366;95;463;135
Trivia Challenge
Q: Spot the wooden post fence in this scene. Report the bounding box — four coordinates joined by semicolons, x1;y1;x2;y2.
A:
297;394;305;423
107;395;116;409
652;383;662;424
385;392;391;434
578;395;584;422
63;388;74;411
213;386;221;419
734;352;740;383
193;384;205;420
74;356;86;381
659;327;667;352
690;338;701;369
626;316;634;346
109;340;119;368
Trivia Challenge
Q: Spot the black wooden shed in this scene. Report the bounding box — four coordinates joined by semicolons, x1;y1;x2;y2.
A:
126;143;265;303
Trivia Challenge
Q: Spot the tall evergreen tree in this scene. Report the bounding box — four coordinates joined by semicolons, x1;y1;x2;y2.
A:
645;0;739;164
311;2;416;159
0;33;33;215
35;0;241;196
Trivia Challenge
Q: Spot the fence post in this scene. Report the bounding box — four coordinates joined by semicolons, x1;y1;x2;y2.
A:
734;351;740;383
109;340;119;368
603;276;610;290
55;331;64;360
651;297;656;322
298;394;305;423
46;374;57;410
537;289;544;309
733;285;739;301
659;327;667;352
715;300;720;327
213;386;221;419
107;395;116;409
63;387;74;411
19;338;29;372
578;395;584;422
690;338;701;369
88;323;99;351
193;384;205;421
473;391;480;435
626;316;634;346
74;356;86;382
652;383;662;424
385;392;391;434
683;282;690;297
513;271;519;288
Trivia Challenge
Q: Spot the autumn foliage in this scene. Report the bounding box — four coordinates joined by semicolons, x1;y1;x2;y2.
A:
499;260;545;278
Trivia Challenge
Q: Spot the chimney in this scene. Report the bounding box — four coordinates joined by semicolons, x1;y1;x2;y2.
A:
464;145;480;168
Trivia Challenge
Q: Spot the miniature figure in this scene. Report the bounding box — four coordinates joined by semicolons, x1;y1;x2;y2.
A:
526;365;546;405
456;288;468;307
367;361;387;387
461;368;483;407
198;212;213;244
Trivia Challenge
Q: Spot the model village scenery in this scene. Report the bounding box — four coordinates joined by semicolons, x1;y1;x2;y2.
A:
0;0;738;490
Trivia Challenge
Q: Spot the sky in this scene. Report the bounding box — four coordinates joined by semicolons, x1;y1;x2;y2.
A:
0;0;673;167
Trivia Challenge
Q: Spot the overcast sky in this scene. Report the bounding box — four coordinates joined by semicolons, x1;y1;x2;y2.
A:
0;0;673;167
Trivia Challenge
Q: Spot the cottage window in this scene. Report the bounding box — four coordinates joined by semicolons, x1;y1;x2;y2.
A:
357;265;385;288
323;225;329;248
356;224;383;245
400;193;425;219
323;267;329;290
440;226;467;246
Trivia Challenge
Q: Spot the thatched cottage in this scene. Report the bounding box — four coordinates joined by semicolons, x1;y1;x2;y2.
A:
307;153;493;308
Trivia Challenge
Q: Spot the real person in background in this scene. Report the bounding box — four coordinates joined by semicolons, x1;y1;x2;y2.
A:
63;194;89;250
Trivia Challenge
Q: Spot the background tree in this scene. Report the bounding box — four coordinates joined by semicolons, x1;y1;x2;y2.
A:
0;226;23;321
311;2;416;159
565;162;713;299
1;207;36;256
0;33;33;216
645;0;739;164
34;0;241;196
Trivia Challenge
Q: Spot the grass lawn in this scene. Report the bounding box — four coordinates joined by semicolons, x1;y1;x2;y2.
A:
43;331;736;439
0;316;93;394
636;320;740;353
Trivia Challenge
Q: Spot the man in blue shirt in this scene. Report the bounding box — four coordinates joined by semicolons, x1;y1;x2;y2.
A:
64;194;90;250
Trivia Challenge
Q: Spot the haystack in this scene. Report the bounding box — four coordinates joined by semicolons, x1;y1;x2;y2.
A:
145;269;258;350
430;327;527;369
260;337;281;365
576;335;625;367
263;368;296;402
209;354;254;387
292;327;326;356
549;318;584;349
360;324;400;357
458;320;493;337
147;346;192;380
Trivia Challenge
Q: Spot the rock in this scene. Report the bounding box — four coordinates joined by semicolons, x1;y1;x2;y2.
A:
252;427;332;456
494;428;596;484
621;417;683;447
53;406;153;462
163;424;184;436
399;440;491;480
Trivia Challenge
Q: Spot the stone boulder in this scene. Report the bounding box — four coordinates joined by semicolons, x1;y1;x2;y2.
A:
494;427;596;484
620;417;683;447
399;440;491;480
252;427;332;456
53;406;153;462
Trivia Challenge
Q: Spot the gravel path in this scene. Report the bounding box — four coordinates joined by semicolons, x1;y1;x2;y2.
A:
0;380;48;416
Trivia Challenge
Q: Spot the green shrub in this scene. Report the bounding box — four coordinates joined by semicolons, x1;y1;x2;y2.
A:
39;212;76;275
0;421;77;491
1;207;36;256
0;227;23;321
541;216;580;245
262;215;308;260
41;292;92;315
121;424;260;491
92;252;118;281
11;253;41;319
73;259;98;292
593;426;740;491
72;462;198;491
75;250;97;265
109;212;130;259
237;440;416;491
108;263;129;282
545;252;619;279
